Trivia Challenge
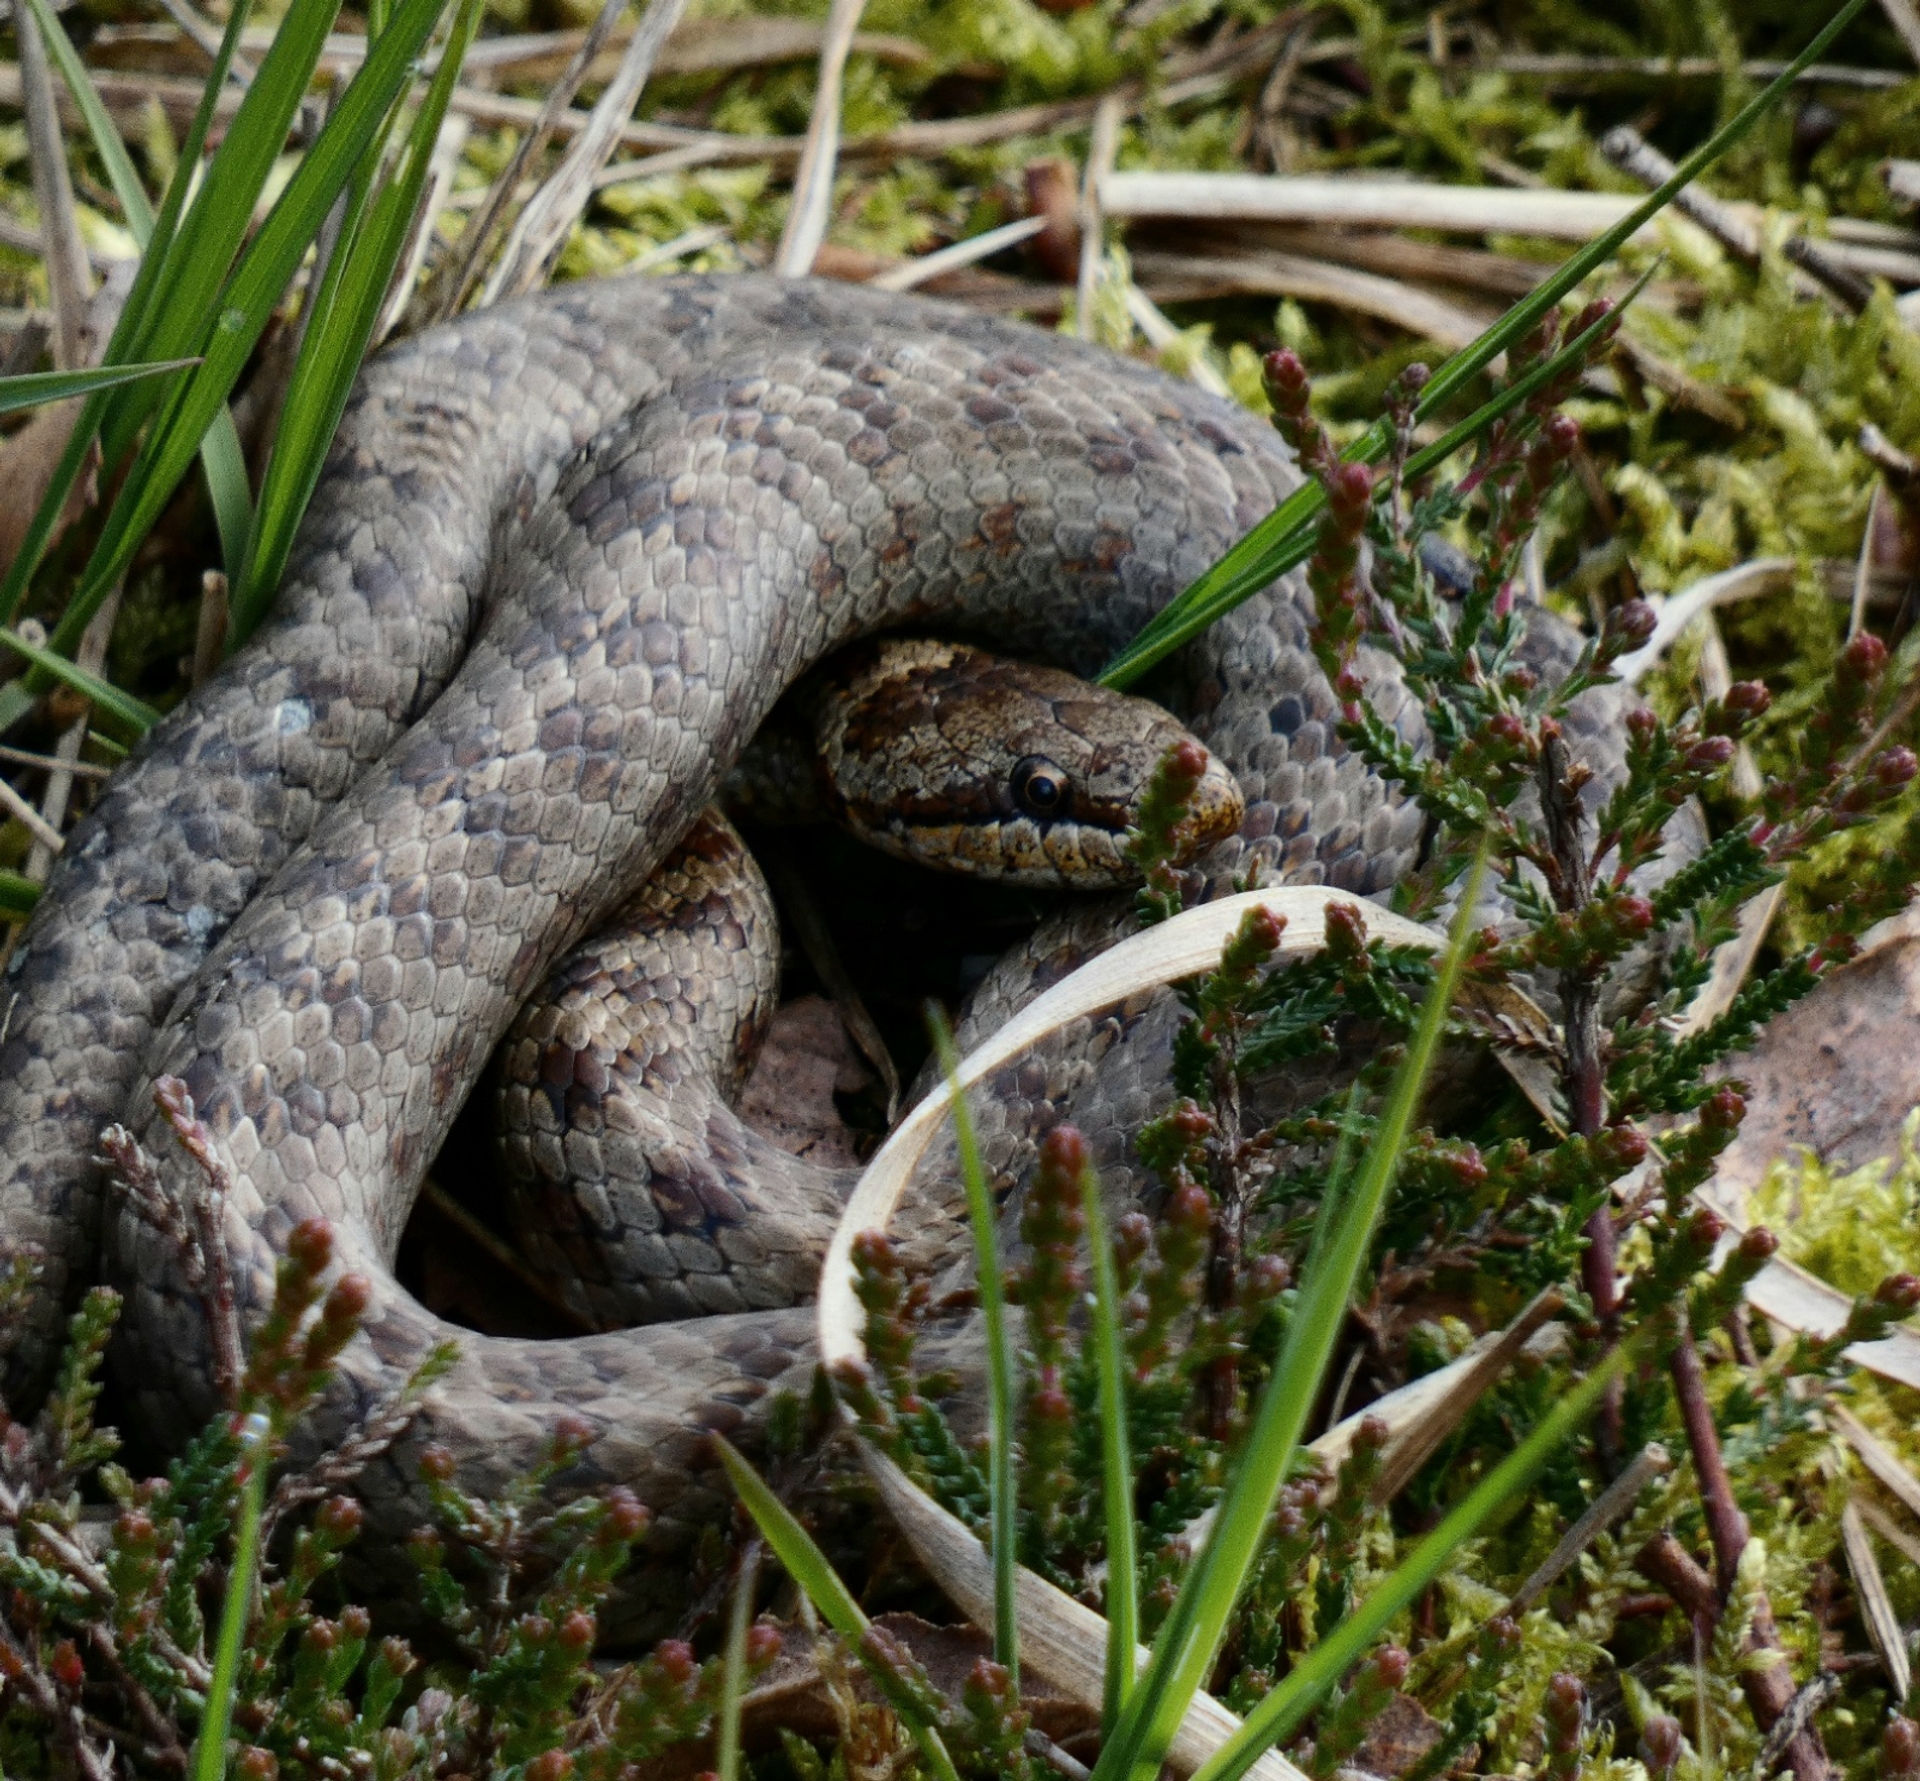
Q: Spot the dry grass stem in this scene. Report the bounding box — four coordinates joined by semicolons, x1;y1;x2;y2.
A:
866;216;1045;293
1127;247;1495;349
1507;1443;1673;1616
1839;1500;1910;1700
1074;94;1121;341
482;0;694;301
772;0;866;277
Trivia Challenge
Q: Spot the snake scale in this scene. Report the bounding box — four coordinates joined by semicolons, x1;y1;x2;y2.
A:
0;272;1626;1615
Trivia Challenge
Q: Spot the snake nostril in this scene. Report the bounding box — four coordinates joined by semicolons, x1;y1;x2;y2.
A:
1010;754;1070;819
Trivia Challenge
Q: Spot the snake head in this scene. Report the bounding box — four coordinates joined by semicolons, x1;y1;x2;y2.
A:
805;638;1244;889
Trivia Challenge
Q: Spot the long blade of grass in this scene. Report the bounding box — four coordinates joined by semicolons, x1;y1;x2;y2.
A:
1100;277;1651;688
716;1543;759;1781
1098;0;1870;691
929;1009;1020;1685
0;0;259;618
713;1436;964;1781
3;625;160;733
98;0;345;469
1080;1158;1137;1734
189;1412;268;1781
0;0;258;625
1189;1330;1644;1781
0;359;199;415
231;0;486;642
0;872;40;919
55;0;456;660
1090;844;1489;1781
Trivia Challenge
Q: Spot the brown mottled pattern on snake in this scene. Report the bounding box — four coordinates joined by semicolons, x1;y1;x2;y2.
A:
3;274;1455;1620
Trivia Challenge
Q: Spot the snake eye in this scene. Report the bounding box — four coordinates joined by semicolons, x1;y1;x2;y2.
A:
1011;755;1070;819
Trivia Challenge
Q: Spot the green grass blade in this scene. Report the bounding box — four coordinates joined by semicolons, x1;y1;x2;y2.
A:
189;1412;268;1781
1189;1332;1642;1781
1098;0;1871;691
0;0;255;621
3;625;160;733
1081;1160;1137;1733
1091;844;1490;1781
717;1544;758;1781
232;0;486;642
98;0;345;468
713;1436;964;1781
0;359;199;415
56;0;455;658
0;872;40;919
930;1009;1020;1684
1099;278;1653;686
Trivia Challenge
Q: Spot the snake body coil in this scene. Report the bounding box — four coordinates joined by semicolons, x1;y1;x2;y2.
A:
0;274;1438;1604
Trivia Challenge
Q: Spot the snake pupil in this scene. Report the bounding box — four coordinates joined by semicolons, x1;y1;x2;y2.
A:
1011;755;1069;818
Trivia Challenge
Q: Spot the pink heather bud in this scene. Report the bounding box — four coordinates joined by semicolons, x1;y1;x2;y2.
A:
1545;1670;1585;1721
1626;706;1659;744
1166;737;1208;783
1247;1254;1292;1298
521;1617;553;1646
1396;363;1432;397
1031;1385;1071;1423
116;1509;155;1546
1570;298;1613;338
1684;736;1735;774
1701;1086;1746;1131
850;1230;898;1270
287;1218;333;1275
418;1444;456;1483
1689;1207;1726;1249
1875;1273;1920;1314
551;1412;596;1459
653;1640;698;1686
1615;894;1656;934
602;1487;651;1541
49;1640;82;1689
1883;1716;1920;1775
1170;1100;1212;1140
1503;665;1538;695
968;1658;1013;1700
305;1620;338;1654
341;1605;371;1641
317;1495;364;1542
321;1273;371;1325
379;1638;414;1676
1449;1144;1489;1187
745;1624;783;1667
1875;746;1918;791
1167;1183;1213;1234
1610;600;1658;647
1372;1645;1410;1689
1040;1126;1090;1178
1247;906;1285;952
1263;349;1308;394
1330;461;1373;515
1843;630;1889;682
1599;1125;1650;1170
1115;1211;1152;1262
1739;1227;1780;1264
559;1611;596;1652
1541;412;1581;455
1325;900;1368;952
1356;1414;1390;1454
236;1749;279;1781
1487;712;1527;749
1642;1713;1684;1775
524;1752;573;1781
1724;680;1771;719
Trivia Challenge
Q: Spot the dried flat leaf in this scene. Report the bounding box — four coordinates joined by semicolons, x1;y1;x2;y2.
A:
736;994;874;1170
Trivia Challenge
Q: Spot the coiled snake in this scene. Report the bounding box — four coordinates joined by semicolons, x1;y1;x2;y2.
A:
0;273;1581;1609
